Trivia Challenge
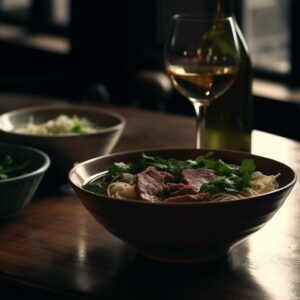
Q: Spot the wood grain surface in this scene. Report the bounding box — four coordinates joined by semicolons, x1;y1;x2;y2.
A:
0;94;299;300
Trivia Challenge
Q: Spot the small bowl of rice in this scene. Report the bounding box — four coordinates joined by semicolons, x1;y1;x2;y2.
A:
69;148;296;263
0;104;125;183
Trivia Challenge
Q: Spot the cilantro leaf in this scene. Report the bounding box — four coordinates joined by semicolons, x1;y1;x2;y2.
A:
201;174;251;193
82;182;108;195
239;159;256;175
72;119;83;133
0;155;29;180
106;162;135;181
196;154;256;193
138;154;197;175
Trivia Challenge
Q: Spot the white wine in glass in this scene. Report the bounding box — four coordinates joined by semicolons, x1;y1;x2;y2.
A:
165;15;240;149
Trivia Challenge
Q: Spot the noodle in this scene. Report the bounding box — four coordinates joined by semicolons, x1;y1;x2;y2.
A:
209;172;280;202
107;182;136;199
250;171;279;193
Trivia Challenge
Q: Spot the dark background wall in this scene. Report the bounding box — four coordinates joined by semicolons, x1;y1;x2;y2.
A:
0;0;298;140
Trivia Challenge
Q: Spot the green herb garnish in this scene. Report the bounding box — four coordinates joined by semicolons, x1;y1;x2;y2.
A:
106;162;135;181
82;182;108;195
196;154;256;193
83;153;256;195
138;154;197;175
0;155;29;180
72;118;84;134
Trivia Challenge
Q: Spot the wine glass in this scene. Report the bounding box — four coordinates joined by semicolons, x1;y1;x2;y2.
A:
164;15;240;149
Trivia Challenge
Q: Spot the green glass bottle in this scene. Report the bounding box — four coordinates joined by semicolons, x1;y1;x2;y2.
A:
204;0;253;152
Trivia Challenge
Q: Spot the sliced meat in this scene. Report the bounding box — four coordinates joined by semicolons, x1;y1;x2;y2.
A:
135;166;174;202
164;183;197;196
164;192;211;203
181;168;215;191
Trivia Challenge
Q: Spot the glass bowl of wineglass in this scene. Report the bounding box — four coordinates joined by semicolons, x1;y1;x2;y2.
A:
165;15;240;149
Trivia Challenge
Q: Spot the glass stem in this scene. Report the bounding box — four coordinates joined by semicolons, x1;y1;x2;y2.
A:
193;103;208;149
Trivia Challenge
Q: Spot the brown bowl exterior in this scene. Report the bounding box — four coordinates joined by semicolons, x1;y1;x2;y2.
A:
69;149;296;263
0;105;125;182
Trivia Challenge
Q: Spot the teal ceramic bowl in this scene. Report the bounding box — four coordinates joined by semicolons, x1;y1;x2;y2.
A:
0;143;50;221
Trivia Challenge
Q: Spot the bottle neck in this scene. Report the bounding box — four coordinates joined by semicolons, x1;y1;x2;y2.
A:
208;0;234;18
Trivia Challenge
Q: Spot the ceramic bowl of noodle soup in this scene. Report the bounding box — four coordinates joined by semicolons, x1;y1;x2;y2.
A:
69;149;296;263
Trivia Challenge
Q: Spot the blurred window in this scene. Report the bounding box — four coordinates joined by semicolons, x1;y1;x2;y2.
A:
0;0;70;34
0;0;31;11
51;0;70;27
0;0;32;23
243;0;291;75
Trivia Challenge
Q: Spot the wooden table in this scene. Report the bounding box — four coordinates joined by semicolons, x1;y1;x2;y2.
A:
0;95;299;299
